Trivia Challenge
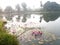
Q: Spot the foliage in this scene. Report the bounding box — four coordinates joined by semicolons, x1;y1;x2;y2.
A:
0;21;6;33
21;2;27;9
0;20;19;45
4;6;13;13
43;13;60;22
16;4;21;15
0;33;18;45
43;1;60;11
16;4;21;11
4;6;14;20
42;1;60;22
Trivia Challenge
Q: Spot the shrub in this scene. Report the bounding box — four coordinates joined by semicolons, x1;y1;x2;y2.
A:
0;33;19;45
0;21;6;33
0;20;19;45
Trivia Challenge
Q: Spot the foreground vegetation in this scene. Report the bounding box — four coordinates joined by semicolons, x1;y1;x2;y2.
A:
0;20;19;45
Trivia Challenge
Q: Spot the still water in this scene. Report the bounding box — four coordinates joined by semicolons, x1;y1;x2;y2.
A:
5;14;60;45
24;14;60;45
26;14;60;36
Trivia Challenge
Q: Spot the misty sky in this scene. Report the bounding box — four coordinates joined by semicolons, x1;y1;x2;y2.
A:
0;0;60;9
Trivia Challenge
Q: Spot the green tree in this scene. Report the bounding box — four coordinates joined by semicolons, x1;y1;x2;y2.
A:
0;19;7;33
4;6;14;20
43;1;60;11
0;8;3;18
41;1;60;22
43;13;60;22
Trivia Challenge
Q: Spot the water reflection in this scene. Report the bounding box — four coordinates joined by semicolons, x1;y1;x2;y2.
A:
3;14;60;45
4;14;60;36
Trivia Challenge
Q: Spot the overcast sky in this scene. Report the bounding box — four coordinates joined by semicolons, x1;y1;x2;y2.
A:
0;0;60;9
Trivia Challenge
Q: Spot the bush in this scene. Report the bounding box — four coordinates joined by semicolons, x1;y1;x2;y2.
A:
0;20;19;45
0;33;19;45
0;21;6;33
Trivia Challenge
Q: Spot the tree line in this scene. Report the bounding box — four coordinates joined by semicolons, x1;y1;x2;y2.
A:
0;2;31;20
0;1;60;22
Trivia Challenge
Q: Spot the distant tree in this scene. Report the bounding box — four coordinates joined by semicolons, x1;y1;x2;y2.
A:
26;7;32;18
43;1;60;11
21;2;27;22
16;4;21;20
40;1;60;22
0;8;3;13
16;4;21;15
21;2;27;11
4;6;13;14
4;6;14;20
40;1;43;7
0;8;3;18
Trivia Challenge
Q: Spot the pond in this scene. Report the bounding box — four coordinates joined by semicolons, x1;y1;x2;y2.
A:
5;14;60;45
24;14;60;36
